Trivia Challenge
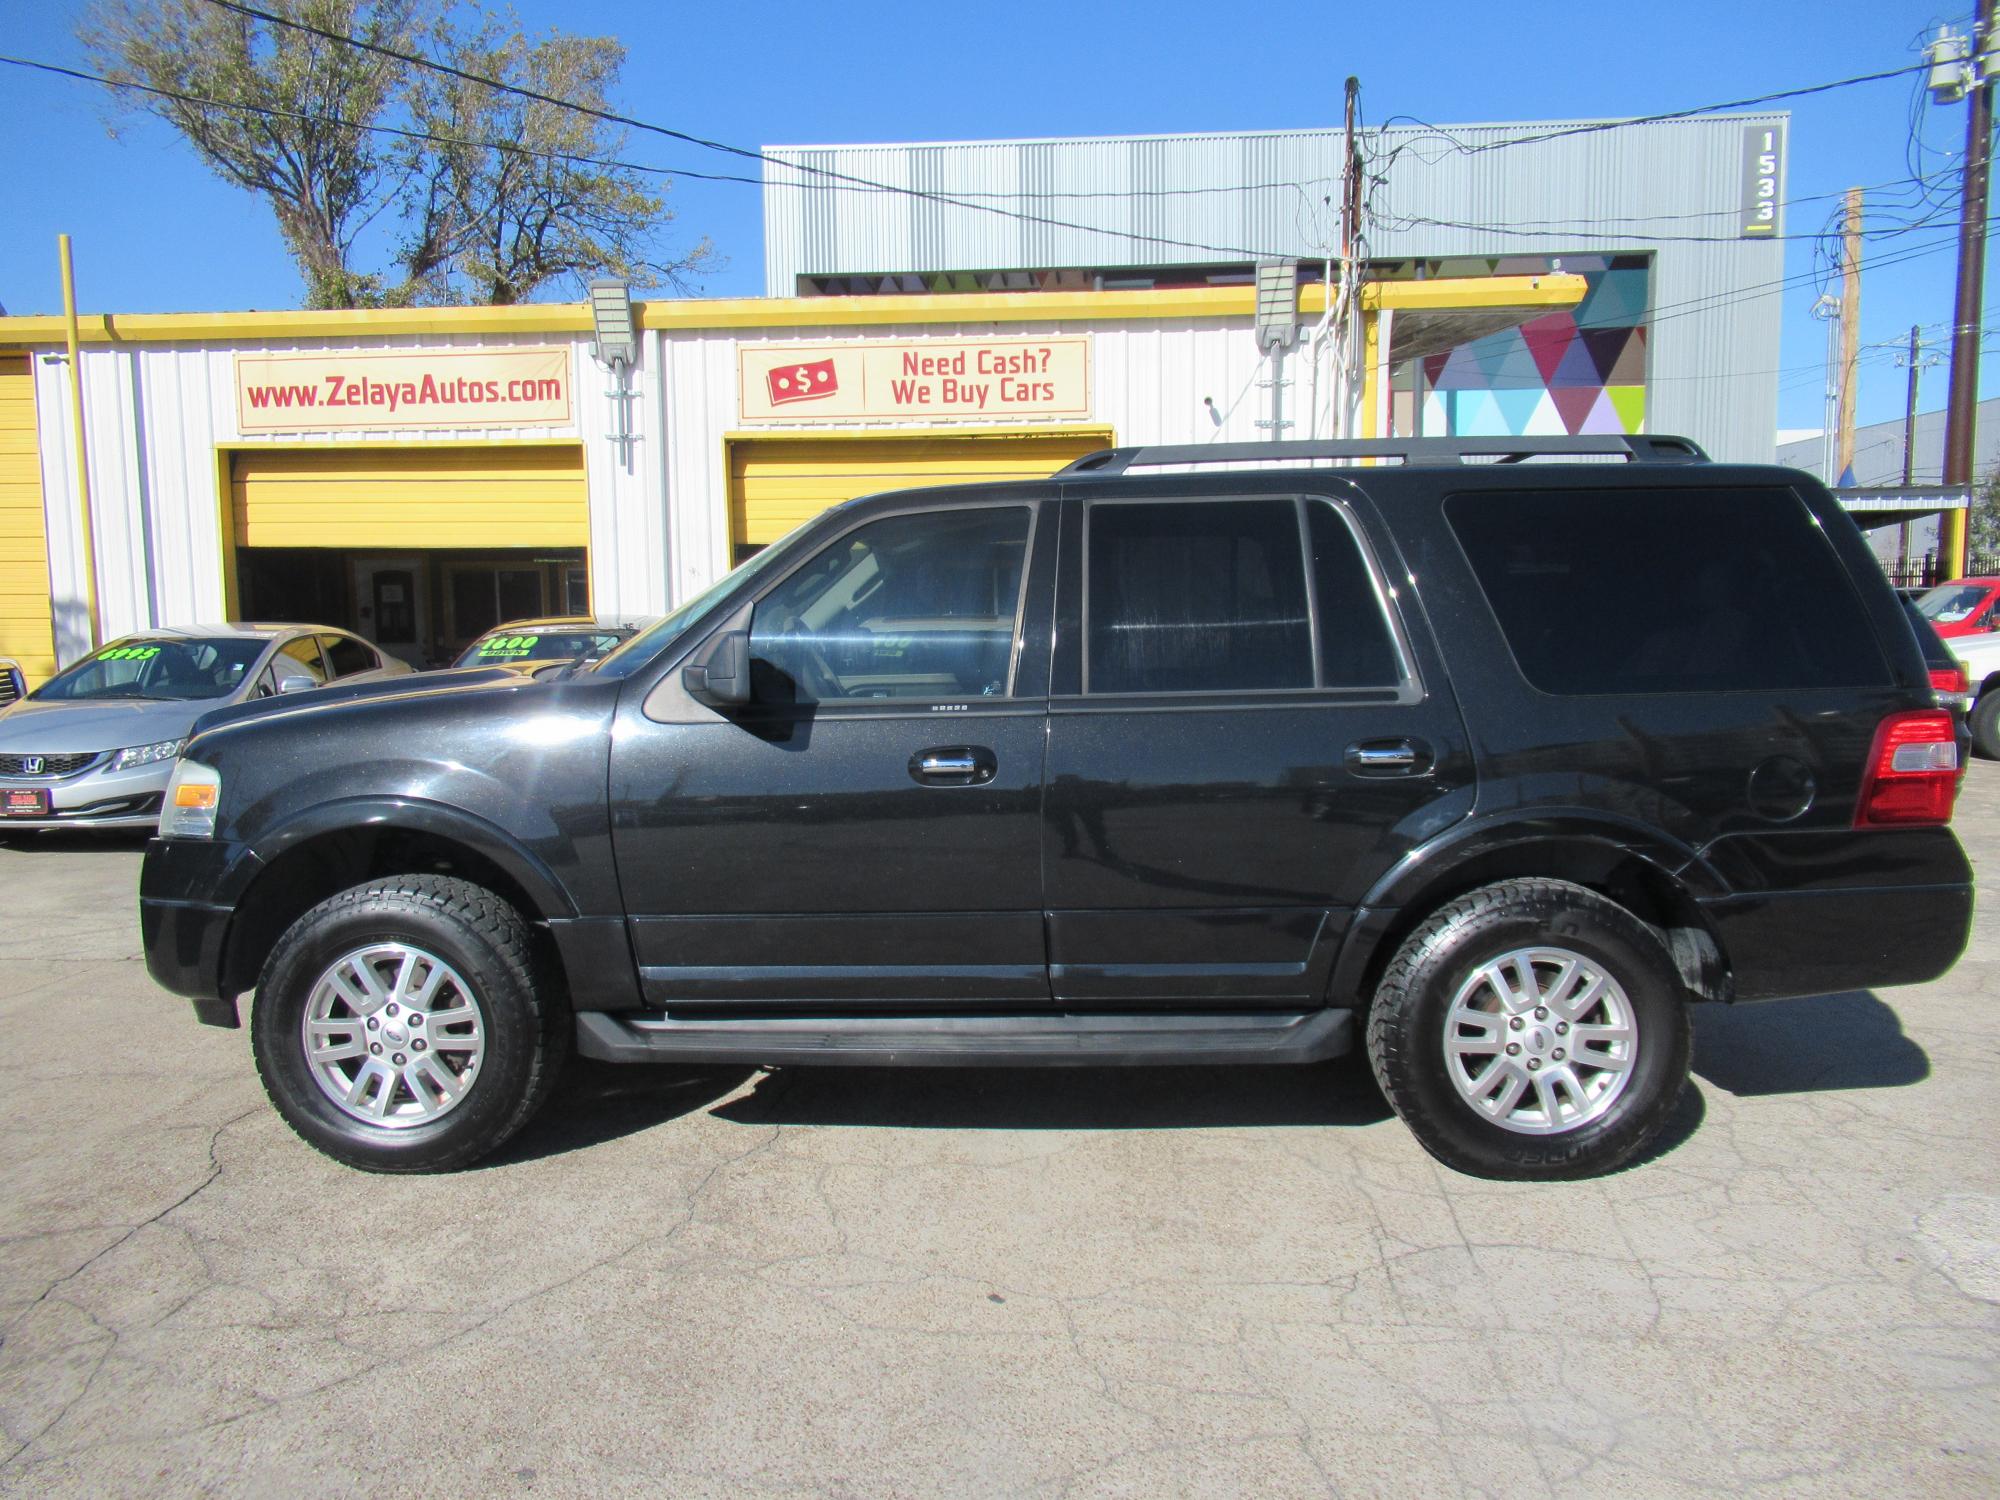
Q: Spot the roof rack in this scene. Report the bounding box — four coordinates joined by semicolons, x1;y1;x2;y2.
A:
1055;434;1709;477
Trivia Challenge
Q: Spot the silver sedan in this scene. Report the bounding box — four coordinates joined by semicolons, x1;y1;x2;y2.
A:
0;624;409;832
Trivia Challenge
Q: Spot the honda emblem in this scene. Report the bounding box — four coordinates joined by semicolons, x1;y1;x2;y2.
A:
22;756;45;775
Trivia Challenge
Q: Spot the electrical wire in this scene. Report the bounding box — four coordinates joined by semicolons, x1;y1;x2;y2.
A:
188;0;1298;261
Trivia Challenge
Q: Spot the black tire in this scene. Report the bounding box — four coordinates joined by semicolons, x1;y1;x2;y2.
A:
1970;690;2000;761
250;874;567;1172
1366;878;1692;1181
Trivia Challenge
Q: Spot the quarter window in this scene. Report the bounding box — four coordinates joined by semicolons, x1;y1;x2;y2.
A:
748;507;1033;704
1446;487;1891;694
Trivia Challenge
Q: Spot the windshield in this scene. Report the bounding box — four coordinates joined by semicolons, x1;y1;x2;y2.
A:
1918;584;1991;624
588;523;818;680
455;629;626;667
31;637;268;702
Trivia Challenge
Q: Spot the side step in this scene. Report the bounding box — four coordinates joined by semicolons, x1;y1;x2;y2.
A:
574;1008;1353;1068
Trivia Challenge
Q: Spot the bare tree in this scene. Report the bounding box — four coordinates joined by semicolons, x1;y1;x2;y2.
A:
398;22;712;304
79;0;712;308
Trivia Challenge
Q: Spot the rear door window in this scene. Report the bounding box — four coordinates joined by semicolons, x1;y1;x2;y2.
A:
1086;499;1311;694
1083;498;1404;695
1446;486;1890;694
278;636;329;684
318;634;379;678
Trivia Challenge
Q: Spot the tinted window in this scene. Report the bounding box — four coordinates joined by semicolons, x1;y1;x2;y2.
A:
749;507;1032;704
1447;487;1890;694
1087;499;1311;694
1307;502;1403;688
319;634;378;677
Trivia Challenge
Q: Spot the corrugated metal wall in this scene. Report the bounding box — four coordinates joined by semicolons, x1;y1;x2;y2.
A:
764;116;1788;462
29;332;669;665
661;317;1262;601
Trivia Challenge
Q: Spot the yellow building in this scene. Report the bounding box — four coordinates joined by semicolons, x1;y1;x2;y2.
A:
0;276;1583;680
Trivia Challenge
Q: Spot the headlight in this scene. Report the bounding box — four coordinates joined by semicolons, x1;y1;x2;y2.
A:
161;759;221;839
113;738;186;772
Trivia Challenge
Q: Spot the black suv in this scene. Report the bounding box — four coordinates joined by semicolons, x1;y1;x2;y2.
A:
140;436;1974;1179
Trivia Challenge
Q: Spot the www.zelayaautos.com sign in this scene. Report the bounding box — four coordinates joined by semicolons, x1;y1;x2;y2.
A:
234;348;573;433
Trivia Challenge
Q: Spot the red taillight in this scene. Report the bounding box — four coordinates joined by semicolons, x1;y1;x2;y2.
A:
1930;664;1969;696
1855;710;1960;827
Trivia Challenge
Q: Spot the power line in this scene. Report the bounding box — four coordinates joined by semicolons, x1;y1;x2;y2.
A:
197;0;1962;266
1378;58;1937;162
190;0;1295;261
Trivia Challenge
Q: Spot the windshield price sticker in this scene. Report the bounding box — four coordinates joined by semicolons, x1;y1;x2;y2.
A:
99;645;161;661
476;636;543;658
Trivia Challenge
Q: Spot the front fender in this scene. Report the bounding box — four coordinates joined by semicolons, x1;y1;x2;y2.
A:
243;795;579;920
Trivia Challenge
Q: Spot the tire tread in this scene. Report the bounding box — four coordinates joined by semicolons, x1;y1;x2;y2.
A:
252;873;566;1173
1365;877;1690;1180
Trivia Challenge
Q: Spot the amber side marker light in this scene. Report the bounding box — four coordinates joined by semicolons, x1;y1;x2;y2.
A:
1855;710;1960;827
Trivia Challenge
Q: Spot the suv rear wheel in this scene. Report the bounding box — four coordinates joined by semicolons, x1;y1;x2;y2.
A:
250;875;566;1172
1366;878;1692;1180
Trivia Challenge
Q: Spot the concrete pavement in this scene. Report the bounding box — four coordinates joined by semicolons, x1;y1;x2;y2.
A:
1;776;1997;1497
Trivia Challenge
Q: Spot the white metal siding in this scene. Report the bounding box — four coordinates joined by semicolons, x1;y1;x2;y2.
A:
31;332;671;665
763;116;1788;463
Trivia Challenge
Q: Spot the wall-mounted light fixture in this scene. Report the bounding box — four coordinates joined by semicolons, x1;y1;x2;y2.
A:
589;279;636;369
589;279;638;468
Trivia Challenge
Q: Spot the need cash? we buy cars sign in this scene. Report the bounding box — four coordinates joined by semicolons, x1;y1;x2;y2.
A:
235;348;573;433
739;338;1090;423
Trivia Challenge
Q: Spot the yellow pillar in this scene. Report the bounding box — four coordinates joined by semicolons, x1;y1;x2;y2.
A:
58;234;101;651
1942;505;1968;580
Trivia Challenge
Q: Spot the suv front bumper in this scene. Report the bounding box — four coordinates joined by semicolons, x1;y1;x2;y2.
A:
140;837;260;1027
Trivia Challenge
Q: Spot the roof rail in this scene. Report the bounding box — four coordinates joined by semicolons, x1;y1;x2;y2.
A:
1055;434;1710;477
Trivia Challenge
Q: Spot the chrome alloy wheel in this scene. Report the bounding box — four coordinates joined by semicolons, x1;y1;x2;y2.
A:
301;943;486;1129
1442;946;1639;1136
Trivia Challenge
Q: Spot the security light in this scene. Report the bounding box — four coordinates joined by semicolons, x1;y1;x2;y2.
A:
589;279;636;368
1255;260;1299;350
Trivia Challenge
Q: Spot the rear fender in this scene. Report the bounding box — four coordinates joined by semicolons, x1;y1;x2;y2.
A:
1328;812;1728;1009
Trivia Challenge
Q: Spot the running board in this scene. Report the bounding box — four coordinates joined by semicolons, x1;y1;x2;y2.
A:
574;1008;1353;1068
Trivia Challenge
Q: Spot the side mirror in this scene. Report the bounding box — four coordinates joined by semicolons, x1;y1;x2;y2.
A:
275;671;320;695
682;630;750;708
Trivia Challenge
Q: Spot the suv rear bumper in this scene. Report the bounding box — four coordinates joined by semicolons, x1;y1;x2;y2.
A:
1704;882;1974;1000
140;837;258;1027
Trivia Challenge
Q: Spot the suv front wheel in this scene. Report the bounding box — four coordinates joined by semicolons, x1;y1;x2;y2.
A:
1366;878;1692;1180
250;875;567;1172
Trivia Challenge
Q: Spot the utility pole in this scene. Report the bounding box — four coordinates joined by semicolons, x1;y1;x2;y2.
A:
1812;294;1841;482
1898;324;1937;580
1941;0;1995;577
1837;187;1862;482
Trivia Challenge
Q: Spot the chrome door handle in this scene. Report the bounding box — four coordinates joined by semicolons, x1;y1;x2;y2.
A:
919;752;979;776
909;745;996;785
1344;738;1433;776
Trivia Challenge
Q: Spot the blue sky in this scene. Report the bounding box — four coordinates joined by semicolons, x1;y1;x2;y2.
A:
0;0;1982;433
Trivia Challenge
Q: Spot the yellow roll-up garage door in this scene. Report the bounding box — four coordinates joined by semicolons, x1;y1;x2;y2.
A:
728;429;1113;558
231;444;588;550
0;354;56;686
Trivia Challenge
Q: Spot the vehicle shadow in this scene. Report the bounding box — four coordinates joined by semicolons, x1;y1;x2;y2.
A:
1691;989;1930;1096
487;989;1919;1164
0;829;153;852
711;1057;1395;1131
485;1059;757;1167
